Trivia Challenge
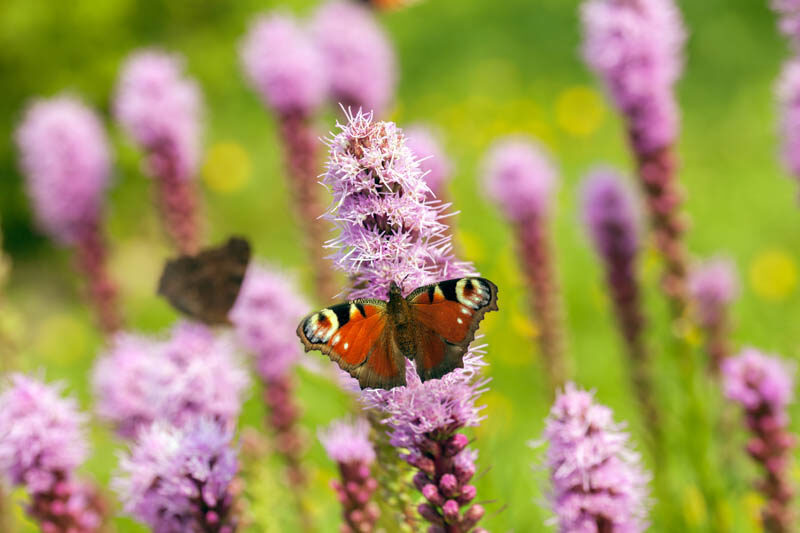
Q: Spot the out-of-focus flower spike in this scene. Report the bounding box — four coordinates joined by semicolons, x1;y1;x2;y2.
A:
689;257;738;373
15;95;122;334
483;136;567;393
114;49;204;254
0;374;107;532
539;382;651;532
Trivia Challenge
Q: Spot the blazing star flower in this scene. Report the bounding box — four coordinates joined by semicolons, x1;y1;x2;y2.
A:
311;1;396;115
15;95;111;245
240;12;327;117
778;59;800;187
582;169;640;261
230;264;309;382
114;49;203;181
0;374;105;532
688;258;738;328
405;125;453;198
320;418;380;532
0;374;88;493
483;137;565;390
324;110;486;530
772;0;800;42
483;137;558;222
581;0;686;155
114;418;238;533
541;383;651;533
722;348;796;531
93;322;249;439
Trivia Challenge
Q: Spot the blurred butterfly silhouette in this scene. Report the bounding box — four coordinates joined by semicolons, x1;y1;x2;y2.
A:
297;277;499;389
158;236;251;325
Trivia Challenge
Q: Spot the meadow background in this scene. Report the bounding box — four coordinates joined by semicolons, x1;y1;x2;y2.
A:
1;0;799;531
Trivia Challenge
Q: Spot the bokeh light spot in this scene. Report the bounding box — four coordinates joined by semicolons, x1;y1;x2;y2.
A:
555;86;605;137
682;485;708;527
202;141;252;194
476;391;514;437
748;249;797;302
34;314;90;365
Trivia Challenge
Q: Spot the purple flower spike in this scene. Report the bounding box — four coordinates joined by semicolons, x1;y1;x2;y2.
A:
541;383;651;533
231;264;309;382
483;137;566;391
15;95;123;334
324;111;487;530
581;0;691;316
405;125;453;199
114;418;239;533
0;374;106;532
581;170;660;443
722;348;796;531
778;59;800;190
772;1;800;43
240;12;327;117
581;0;686;155
93;322;249;439
483;137;557;221
689;257;738;373
15;96;111;246
320;418;380;532
311;1;396;115
114;49;203;253
230;264;310;492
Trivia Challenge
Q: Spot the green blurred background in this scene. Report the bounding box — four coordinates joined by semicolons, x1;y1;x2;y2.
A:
2;0;800;531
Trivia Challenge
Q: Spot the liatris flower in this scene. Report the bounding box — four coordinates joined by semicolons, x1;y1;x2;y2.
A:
777;59;800;195
229;265;310;492
240;15;336;301
771;1;800;43
311;1;396;116
324;111;485;531
405;125;453;200
93;322;249;439
581;0;691;317
15;95;122;334
540;382;651;533
114;49;203;254
483;137;566;392
581;169;661;445
319;418;380;532
114;418;239;533
689;258;738;373
722;348;796;532
0;374;106;532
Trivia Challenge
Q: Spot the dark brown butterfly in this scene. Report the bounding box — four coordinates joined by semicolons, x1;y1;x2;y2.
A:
158;236;251;325
297;277;499;389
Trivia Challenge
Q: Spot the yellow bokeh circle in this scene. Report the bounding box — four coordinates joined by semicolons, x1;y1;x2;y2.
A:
748;249;797;302
555;85;606;137
202;141;252;194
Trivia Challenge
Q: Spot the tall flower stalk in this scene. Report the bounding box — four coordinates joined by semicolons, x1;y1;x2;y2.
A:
114;418;240;533
323;111;487;531
114;50;204;255
581;0;690;318
581;169;661;446
539;383;651;532
311;1;396;117
319;418;380;532
483;137;567;392
722;348;796;532
0;374;107;532
15;95;122;335
229;264;313;529
688;258;738;374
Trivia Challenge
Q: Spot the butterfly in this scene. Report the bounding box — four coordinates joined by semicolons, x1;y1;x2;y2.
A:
296;277;499;389
158;236;251;325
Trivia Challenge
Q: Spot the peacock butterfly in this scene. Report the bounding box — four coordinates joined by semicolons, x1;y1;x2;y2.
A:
296;277;499;389
158;236;251;325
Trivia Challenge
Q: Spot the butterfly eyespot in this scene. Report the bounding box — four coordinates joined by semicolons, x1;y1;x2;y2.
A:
304;309;339;343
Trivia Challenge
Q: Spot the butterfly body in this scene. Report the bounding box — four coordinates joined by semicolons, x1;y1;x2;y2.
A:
297;277;498;389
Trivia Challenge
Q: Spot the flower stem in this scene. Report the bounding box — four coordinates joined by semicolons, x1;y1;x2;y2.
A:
73;222;123;336
153;143;202;255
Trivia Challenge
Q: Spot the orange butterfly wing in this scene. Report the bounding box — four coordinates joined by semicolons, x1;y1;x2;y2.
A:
296;300;406;389
407;278;499;382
